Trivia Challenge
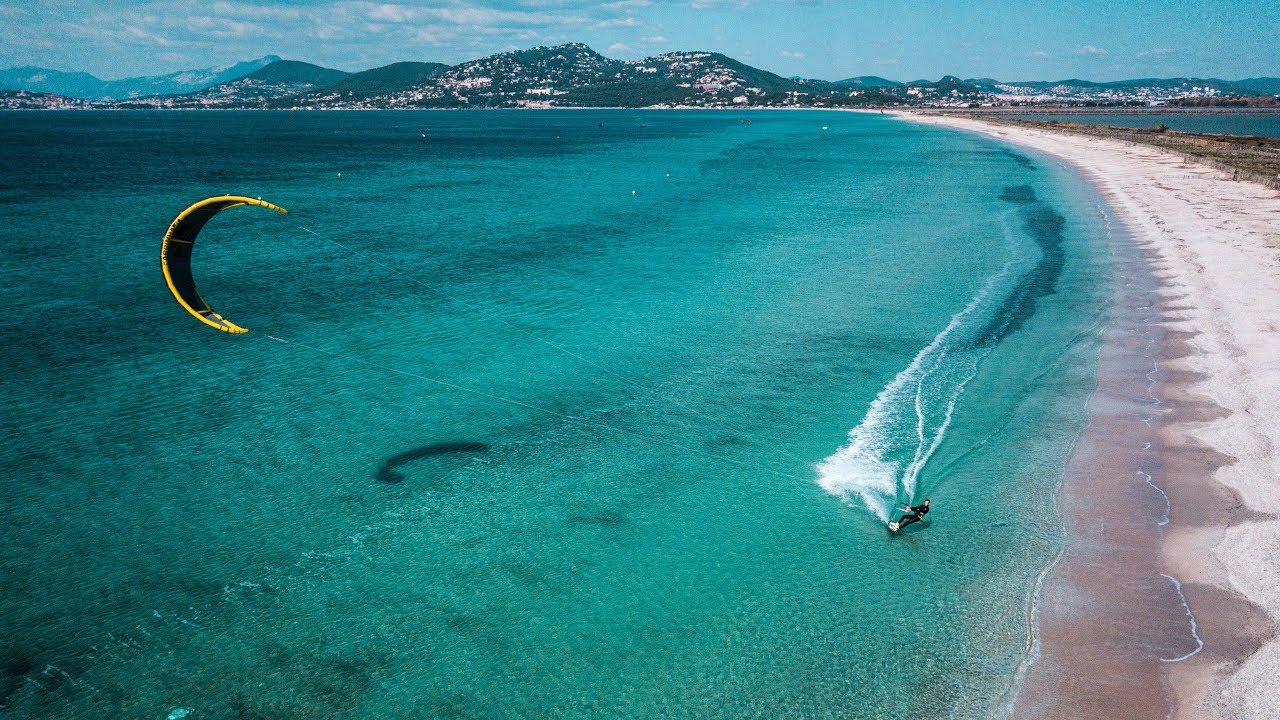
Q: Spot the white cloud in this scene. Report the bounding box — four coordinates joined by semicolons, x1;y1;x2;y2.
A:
420;5;589;28
1029;49;1049;58
780;50;804;59
365;4;417;23
594;15;640;28
208;1;301;21
1136;47;1173;58
20;0;620;67
411;27;458;45
607;42;633;54
0;0;659;77
1075;44;1107;56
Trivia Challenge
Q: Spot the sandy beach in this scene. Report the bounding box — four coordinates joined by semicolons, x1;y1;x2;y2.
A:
896;113;1280;718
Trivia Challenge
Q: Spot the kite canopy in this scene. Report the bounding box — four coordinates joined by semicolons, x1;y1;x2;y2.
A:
161;195;288;334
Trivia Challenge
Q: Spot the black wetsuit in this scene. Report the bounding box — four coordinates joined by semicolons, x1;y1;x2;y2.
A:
895;501;930;529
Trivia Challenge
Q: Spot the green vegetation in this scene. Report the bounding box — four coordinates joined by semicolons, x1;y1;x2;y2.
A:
319;62;448;96
979;116;1280;188
241;60;349;87
276;61;450;107
835;76;903;88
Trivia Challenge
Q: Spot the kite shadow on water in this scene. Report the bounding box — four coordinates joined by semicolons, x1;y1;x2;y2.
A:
375;441;491;484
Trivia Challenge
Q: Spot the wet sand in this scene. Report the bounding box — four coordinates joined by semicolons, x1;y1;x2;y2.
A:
896;113;1280;718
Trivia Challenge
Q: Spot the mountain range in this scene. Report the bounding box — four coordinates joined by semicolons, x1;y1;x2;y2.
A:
0;56;281;100
2;44;1276;110
100;44;902;110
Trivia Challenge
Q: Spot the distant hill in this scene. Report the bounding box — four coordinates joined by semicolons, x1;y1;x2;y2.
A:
407;43;630;108
73;45;900;109
0;56;279;99
899;75;986;101
278;61;450;108
982;76;1271;96
834;76;902;88
0;67;101;99
1237;77;1280;95
1097;77;1259;94
558;47;809;107
12;46;1278;110
37;49;1000;110
104;56;284;99
386;43;858;109
119;60;350;108
244;60;349;87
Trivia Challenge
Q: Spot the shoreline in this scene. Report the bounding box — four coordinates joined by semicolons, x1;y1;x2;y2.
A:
895;112;1280;717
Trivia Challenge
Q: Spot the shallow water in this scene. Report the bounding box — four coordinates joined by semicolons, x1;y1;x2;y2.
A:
0;109;1111;718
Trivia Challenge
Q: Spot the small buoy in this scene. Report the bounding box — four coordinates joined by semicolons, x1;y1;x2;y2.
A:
421;133;426;138
631;190;637;195
337;172;341;177
821;126;828;131
665;172;670;177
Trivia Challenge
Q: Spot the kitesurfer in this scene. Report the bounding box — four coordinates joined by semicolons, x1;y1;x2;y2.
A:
889;499;930;532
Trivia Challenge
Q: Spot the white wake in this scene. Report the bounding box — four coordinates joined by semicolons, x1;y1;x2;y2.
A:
816;256;1019;522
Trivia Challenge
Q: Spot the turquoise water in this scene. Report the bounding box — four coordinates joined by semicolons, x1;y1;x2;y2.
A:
1005;111;1280;137
0;110;1111;718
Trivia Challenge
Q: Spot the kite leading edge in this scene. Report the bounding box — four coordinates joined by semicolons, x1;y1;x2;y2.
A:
160;195;288;334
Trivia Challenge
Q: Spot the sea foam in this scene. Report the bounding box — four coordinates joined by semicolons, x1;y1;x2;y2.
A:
816;242;1025;522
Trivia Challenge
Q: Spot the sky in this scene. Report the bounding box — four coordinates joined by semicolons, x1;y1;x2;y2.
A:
2;0;1277;82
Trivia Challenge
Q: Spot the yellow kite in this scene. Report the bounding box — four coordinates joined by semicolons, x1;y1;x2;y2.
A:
160;195;288;333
